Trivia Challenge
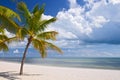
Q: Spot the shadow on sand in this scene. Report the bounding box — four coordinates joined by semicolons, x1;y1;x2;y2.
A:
0;71;43;80
0;71;20;80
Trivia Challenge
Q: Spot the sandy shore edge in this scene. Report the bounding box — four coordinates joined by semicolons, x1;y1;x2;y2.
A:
0;61;120;80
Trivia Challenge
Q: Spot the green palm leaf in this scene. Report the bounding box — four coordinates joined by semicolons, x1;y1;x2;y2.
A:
32;4;39;14
0;35;16;52
0;41;8;51
17;2;31;24
27;4;45;33
0;27;5;34
32;38;62;58
45;41;62;53
0;6;21;21
0;35;17;44
16;27;28;40
32;4;45;21
0;5;21;33
0;34;9;41
32;38;47;58
38;18;56;31
36;31;58;40
0;14;20;33
0;34;9;52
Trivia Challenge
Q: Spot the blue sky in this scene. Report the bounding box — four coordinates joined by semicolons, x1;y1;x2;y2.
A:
0;0;70;16
0;0;120;57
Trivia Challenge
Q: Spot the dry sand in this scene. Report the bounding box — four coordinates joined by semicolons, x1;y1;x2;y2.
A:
0;61;120;80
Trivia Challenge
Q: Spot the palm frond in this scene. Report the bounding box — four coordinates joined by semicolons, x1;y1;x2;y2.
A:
0;34;9;41
38;18;56;31
32;38;62;58
7;36;18;43
27;4;45;32
0;41;8;51
0;26;5;34
32;4;45;21
16;27;28;40
0;35;16;52
0;6;21;21
36;31;58;40
0;35;17;44
32;38;47;58
17;2;31;23
0;14;20;33
45;41;62;53
27;6;53;33
32;4;39;14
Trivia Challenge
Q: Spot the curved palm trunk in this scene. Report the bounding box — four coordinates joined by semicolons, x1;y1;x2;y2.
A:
19;37;32;75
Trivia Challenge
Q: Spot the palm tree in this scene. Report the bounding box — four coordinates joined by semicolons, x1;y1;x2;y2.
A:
17;2;62;75
0;2;62;75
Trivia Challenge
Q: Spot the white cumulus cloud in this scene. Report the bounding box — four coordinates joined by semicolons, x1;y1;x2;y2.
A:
109;0;120;4
13;49;19;54
47;0;120;45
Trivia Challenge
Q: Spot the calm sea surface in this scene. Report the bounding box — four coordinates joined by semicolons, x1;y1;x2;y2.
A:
1;57;120;70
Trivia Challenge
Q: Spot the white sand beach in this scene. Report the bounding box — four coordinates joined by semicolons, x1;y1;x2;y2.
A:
0;61;120;80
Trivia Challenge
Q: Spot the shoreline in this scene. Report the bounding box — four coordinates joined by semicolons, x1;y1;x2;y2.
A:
0;61;120;80
1;58;120;70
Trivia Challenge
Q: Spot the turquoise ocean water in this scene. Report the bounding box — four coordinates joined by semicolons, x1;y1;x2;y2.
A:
0;48;120;70
1;57;120;70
